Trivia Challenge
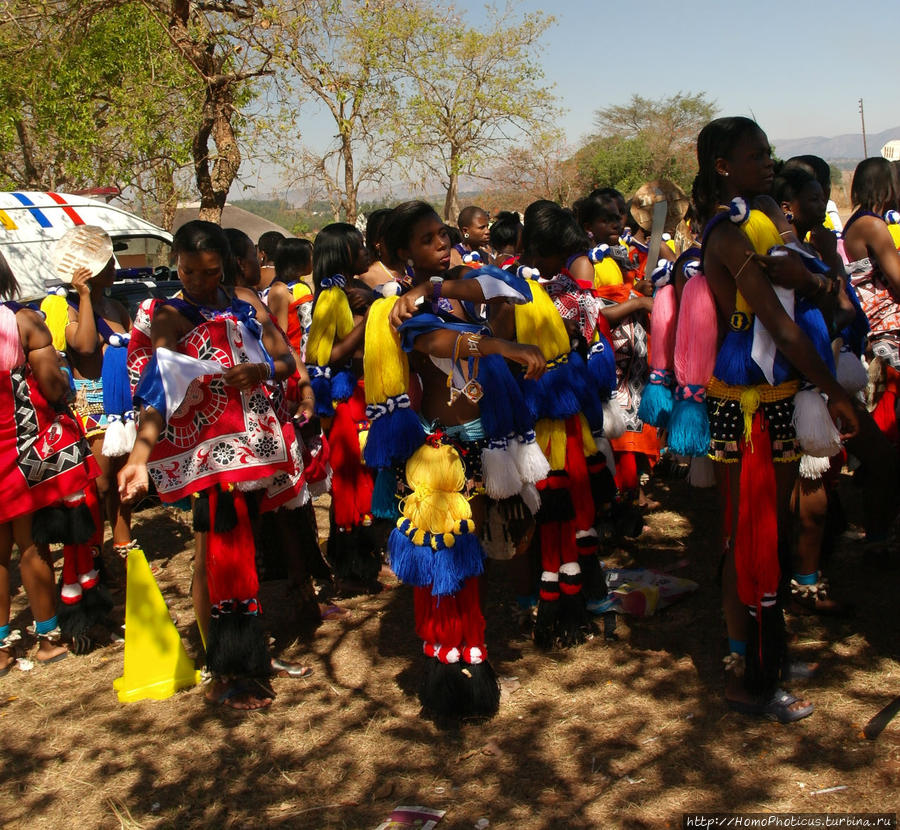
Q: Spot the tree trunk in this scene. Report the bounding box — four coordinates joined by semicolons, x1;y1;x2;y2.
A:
341;132;357;224
193;83;240;224
443;170;459;223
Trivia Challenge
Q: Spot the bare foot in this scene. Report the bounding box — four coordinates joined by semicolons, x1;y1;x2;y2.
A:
205;679;274;710
0;648;15;674
35;641;68;664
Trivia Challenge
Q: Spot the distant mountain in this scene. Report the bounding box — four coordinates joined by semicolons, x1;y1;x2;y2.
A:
772;126;900;163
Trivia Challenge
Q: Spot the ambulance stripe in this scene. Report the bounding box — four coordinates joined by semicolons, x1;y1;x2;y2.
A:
47;192;85;225
11;193;52;228
0;209;16;230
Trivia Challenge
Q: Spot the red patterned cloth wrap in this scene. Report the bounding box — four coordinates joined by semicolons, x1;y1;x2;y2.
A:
0;366;99;523
132;308;306;510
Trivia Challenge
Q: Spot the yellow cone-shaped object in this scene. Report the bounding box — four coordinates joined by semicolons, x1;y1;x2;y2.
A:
113;548;201;702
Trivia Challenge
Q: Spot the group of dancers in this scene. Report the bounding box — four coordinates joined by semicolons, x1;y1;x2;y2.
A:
2;116;899;721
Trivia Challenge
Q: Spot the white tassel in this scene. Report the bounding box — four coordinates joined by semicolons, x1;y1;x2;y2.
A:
799;453;832;480
101;416;129;457
123;411;137;452
688;455;716;488
519;482;541;515
481;446;523;499
508;435;550;484
596;436;616;477
793;388;841;457
602;399;626;439
836;351;867;394
308;465;332;498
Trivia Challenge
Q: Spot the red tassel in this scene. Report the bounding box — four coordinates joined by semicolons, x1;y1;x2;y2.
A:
83;481;103;547
872;365;900;446
329;385;374;527
614;451;639;493
734;411;780;607
564;416;595;533
207;488;258;605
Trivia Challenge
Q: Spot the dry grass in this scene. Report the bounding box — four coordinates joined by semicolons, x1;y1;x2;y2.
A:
1;473;897;830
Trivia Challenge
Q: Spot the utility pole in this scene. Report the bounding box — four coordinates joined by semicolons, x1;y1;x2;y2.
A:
859;98;868;157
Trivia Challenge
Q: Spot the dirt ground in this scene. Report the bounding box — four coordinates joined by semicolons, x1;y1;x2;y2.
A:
1;471;898;830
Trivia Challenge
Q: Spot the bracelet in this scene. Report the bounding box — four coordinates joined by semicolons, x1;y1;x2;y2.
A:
465;333;482;355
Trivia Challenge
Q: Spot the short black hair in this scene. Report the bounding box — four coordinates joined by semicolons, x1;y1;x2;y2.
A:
457;205;487;230
172;220;236;285
364;209;393;260
772;167;818;206
522;200;590;259
574;188;625;227
489;211;522;250
311;223;363;292
851;157;897;213
383;201;441;262
784;155;831;193
257;230;286;261
274;238;313;284
223;227;254;260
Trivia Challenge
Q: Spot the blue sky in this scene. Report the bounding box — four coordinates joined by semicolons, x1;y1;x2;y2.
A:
236;0;898;197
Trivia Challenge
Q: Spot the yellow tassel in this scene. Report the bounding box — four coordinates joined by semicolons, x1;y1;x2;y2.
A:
306;287;353;367
363;296;409;404
514;281;570;360
39;294;69;352
742;209;783;256
739;387;761;444
593;258;624;289
579;414;598;456
535;417;567;470
401;443;472;534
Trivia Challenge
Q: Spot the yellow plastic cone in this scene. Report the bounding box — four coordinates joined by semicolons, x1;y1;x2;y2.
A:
113;548;201;702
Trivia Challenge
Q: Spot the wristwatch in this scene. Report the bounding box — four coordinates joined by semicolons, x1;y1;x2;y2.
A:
430;275;444;305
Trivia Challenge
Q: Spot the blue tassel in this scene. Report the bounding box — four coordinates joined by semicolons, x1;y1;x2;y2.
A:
520;357;582;422
330;369;356;402
477;355;534;439
568;350;605;434
101;344;132;416
795;298;835;376
309;372;333;417
387;528;433;587
840;277;869;356
637;379;674;428
667;399;711;457
714;330;755;386
371;468;400;520
364;407;425;468
587;338;617;397
431;533;484;597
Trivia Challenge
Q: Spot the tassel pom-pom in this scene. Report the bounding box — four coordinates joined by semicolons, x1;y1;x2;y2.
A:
364;406;425;468
668;398;711;457
387;527;432;587
637;380;674;428
799;453;832;480
330;369;356;403
519;483;541;514
793;388;841;457
101;417;130;457
371;467;400;520
481;446;524;500
509;437;551;484
431;533;484;597
309;373;334;417
587;338;617;397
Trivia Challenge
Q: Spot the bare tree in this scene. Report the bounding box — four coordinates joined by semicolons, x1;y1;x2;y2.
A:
392;1;558;222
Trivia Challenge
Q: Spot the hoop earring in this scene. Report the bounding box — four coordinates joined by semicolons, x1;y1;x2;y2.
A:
463;232;469;239
784;211;794;223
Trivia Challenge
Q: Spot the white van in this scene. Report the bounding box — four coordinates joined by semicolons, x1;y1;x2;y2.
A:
0;191;174;302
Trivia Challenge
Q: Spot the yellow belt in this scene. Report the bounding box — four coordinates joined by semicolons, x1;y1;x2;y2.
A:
707;378;800;443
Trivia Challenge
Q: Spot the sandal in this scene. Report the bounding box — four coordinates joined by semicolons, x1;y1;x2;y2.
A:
26;623;69;664
727;688;814;724
270;658;313;678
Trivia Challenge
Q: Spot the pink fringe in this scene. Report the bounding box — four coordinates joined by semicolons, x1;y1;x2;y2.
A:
0;305;24;372
648;283;677;371
674;274;717;387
